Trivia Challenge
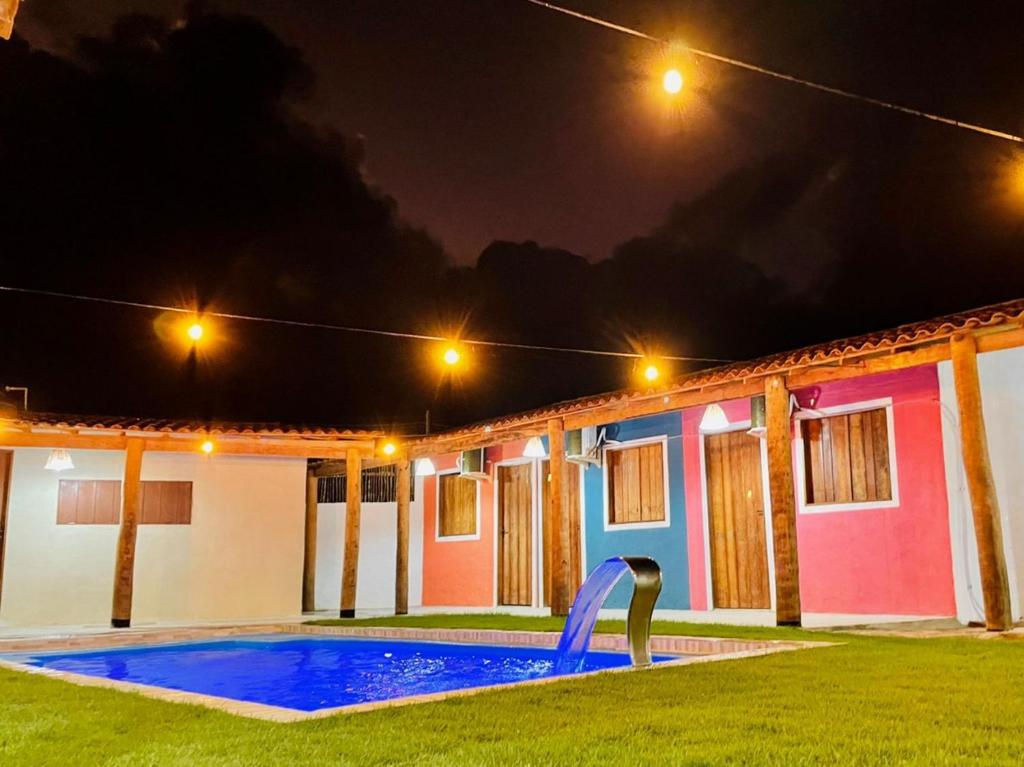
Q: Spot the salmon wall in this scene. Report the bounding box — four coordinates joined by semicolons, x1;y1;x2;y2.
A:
683;366;957;617
420;441;529;607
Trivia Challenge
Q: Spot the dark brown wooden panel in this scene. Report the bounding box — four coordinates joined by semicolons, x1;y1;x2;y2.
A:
140;481;193;525
802;408;893;505
705;430;770;609
57;480;121;525
607;443;665;525
542;460;581;606
439;473;477;537
498;464;532;606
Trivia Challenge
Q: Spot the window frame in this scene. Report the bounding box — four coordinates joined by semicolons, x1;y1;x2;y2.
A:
434;469;481;542
794;397;900;514
602;435;672;532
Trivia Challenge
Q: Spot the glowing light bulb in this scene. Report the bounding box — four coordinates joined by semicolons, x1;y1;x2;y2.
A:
187;323;204;342
442;347;460;366
382;441;397;457
200;440;215;454
644;364;660;382
663;69;683;95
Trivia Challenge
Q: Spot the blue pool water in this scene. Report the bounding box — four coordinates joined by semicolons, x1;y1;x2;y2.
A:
12;636;676;711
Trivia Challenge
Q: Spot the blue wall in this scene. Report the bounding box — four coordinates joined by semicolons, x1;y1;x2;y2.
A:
582;413;689;609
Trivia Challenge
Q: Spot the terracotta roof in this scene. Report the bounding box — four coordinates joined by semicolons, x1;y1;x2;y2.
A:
432;297;1024;437
4;412;380;439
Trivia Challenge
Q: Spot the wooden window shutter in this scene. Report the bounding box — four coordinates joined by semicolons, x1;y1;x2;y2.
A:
57;480;121;524
439;473;477;536
140;481;193;524
802;408;892;505
607;442;666;525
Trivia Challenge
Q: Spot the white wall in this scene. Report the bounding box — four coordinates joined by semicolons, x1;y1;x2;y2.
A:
0;448;307;626
314;476;424;614
939;346;1024;623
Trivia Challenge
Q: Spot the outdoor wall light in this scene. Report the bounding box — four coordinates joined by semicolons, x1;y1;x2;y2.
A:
415;458;436;477
43;448;74;471
522;436;547;458
699;403;730;433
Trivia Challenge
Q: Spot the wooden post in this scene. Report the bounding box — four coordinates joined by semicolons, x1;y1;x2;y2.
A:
395;456;411;615
302;468;318;613
764;375;802;626
547;419;572;616
111;438;144;628
339;448;362;618
950;333;1012;631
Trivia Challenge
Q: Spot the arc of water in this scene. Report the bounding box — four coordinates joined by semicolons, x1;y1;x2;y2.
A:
553;556;663;674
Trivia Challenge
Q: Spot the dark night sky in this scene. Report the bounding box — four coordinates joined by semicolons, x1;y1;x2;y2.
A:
2;1;1023;431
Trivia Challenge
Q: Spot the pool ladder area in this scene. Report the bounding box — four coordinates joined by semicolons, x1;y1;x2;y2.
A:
553;556;663;674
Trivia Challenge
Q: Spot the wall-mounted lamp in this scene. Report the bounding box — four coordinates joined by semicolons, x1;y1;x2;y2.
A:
523;436;547;458
415;458;436;477
44;448;74;471
699;403;730;433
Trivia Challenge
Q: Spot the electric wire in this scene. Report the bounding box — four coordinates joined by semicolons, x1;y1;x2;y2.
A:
523;0;1024;144
0;284;732;363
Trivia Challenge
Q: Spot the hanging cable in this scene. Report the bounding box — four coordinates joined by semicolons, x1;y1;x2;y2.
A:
0;284;732;363
522;0;1023;144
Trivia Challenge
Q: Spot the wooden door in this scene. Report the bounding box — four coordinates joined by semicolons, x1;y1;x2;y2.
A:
0;451;11;608
705;431;771;609
498;464;532;606
541;460;581;606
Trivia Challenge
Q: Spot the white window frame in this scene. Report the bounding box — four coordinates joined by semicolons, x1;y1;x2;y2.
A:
602;435;671;531
793;397;901;514
434;469;481;542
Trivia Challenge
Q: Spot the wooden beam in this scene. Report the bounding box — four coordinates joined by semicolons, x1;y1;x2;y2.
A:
764;375;802;626
111;438;144;628
302;468;318;613
339;448;362;618
0;432;128;450
547;419;572;616
949;333;1012;631
0;429;375;458
395;456;411;615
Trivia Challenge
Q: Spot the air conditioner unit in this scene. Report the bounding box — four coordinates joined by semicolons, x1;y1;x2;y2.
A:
459;448;490;481
566;426;600;466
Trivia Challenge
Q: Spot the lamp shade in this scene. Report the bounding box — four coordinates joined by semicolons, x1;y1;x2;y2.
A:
44;448;74;471
415;458;436;477
699;404;730;433
522;436;547;458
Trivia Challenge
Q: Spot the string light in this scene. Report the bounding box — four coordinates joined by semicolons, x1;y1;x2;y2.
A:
442;347;461;366
187;322;204;342
0;285;731;364
662;69;683;95
522;0;1024;144
643;363;660;382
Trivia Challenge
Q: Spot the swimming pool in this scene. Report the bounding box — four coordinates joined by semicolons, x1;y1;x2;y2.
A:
9;635;677;712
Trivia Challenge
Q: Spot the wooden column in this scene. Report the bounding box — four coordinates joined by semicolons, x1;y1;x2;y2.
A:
111;438;144;628
339;448;362;618
547;419;572;616
764;375;802;626
950;333;1012;631
395;456;411;615
301;468;318;613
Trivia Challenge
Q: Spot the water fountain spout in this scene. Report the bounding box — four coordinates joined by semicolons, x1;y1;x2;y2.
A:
553;556;662;674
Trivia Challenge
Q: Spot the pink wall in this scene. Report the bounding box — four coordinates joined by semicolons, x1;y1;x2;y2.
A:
420;441;528;607
683;366;957;617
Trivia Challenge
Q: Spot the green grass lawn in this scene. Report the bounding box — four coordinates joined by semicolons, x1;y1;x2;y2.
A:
2;615;1022;766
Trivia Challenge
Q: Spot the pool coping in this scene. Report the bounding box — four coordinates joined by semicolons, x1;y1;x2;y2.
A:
0;625;833;722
